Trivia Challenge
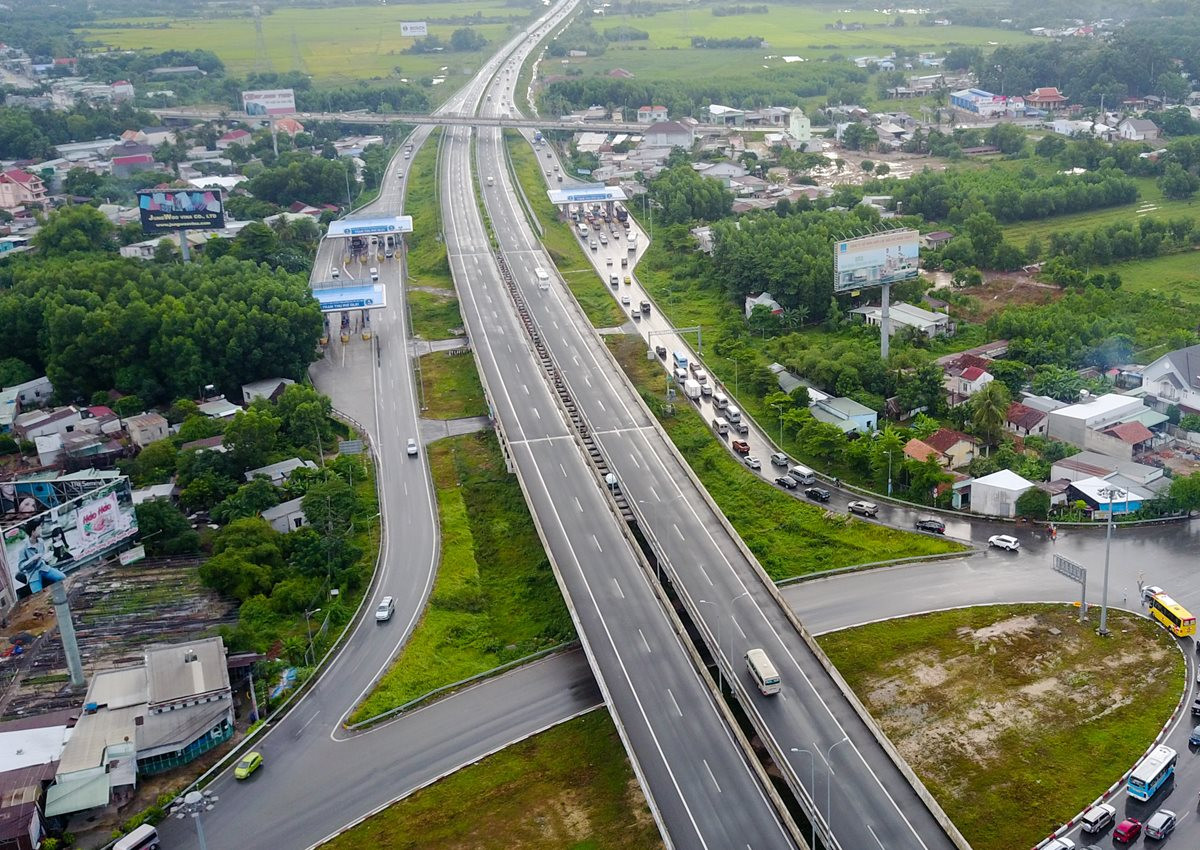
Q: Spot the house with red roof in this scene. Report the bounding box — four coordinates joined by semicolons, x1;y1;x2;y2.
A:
216;129;252;150
274;117;305;136
924;428;978;469
1025;87;1069;110
0;169;47;210
1006;402;1048;437
111;154;156;178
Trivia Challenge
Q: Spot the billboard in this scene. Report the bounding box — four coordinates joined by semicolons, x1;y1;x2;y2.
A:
241;88;296;116
1;478;137;600
834;229;919;293
401;21;428;37
326;216;413;238
138;189;225;233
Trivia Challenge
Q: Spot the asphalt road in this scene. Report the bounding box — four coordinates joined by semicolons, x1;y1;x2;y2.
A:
156;8;616;849
435;19;801;848
786;523;1200;850
475;60;961;850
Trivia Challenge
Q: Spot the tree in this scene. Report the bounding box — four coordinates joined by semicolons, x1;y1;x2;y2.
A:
1158;162;1199;201
301;477;357;541
860;159;875;173
1031;364;1085;402
987;360;1027;397
969;380;1011;449
212;477;281;524
895;363;945;417
449;28;487;51
33;205;114;256
134;500;200;556
153;238;178;264
1015;487;1050;520
869;427;905;491
127;439;178;486
0;357;35;388
1169;472;1200;513
874;162;890;176
222;407;281;472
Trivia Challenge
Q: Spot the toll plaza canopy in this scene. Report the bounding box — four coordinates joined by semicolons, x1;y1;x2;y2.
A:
327;215;413;238
311;284;386;313
547;185;628;205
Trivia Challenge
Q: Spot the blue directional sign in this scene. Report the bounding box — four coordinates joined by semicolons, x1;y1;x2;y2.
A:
327;216;413;238
547;185;628;205
311;284;387;313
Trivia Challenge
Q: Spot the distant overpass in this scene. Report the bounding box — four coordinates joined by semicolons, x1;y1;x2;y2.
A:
152;108;727;135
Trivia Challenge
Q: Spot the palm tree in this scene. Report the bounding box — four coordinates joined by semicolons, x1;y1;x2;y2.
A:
969;380;1011;453
780;305;809;331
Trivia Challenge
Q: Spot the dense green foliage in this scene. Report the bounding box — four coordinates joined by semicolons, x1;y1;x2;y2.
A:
539;63;867;117
648;163;733;226
246;151;354;207
0;222;323;402
0;103;158;160
888;166;1139;225
1038;216;1198;267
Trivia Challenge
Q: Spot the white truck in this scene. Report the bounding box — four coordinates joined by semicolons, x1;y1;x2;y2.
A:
683;378;702;401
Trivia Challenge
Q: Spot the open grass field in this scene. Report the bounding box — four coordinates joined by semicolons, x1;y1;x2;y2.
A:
561;4;1035;80
350;431;572;723
418;351;488;419
1001;177;1200;246
820;604;1185;850
608;335;964;576
505;130;628;327
1108;249;1200;304
322;710;662;850
79;1;532;87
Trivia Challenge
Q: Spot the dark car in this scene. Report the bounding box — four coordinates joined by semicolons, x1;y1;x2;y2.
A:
775;476;798;490
804;487;831;502
914;518;946;534
1190;724;1200;746
655;345;667;359
731;440;750;455
1191;695;1200;716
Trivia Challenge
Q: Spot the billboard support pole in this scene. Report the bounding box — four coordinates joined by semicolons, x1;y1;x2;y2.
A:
51;581;85;689
270;117;278;157
879;281;891;361
178;229;191;264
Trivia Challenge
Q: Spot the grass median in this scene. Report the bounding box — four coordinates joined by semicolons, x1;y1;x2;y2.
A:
406;128;468;341
608;334;964;577
503;130;627;328
418;351;488;420
322;710;662;849
820;604;1185;850
349;431;572;724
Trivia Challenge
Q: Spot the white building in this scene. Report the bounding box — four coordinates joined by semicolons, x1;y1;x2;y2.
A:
970;469;1033;517
262;497;307;533
642;121;694;149
1139;343;1200;413
1117;118;1160;141
849;302;951;338
1046;393;1163;458
125;412;168;448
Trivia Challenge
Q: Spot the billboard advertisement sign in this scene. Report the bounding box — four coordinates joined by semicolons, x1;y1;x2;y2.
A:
401;21;428;37
834;229;920;293
241;88;297;116
1;479;137;600
138;189;225;233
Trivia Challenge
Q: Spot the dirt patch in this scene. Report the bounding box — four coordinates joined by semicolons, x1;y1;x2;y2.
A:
951;273;1062;323
968;613;1039;641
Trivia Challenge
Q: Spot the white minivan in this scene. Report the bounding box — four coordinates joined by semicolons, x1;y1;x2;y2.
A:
114;825;160;850
724;404;742;424
789;464;817;485
535;268;551;290
712;392;729;410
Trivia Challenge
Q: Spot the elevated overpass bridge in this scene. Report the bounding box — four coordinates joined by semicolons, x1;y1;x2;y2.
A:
152;108;727;135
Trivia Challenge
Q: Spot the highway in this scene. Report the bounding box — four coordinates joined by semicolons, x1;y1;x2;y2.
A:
436;14;801;849
471;45;963;850
156;7;613;849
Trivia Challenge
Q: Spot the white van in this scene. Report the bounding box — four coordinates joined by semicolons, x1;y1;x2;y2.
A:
693;369;708;383
674;367;688;383
724;404;741;424
577;222;589;236
535;268;551;290
745;648;781;696
789;464;817;485
713;392;729;410
114;825;161;850
369;267;379;281
486;175;494;187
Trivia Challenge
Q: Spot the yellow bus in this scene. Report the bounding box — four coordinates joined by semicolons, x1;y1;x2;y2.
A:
1148;592;1196;637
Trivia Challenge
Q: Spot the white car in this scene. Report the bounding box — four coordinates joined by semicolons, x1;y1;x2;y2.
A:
1041;839;1074;850
406;438;418;456
987;534;1020;551
1142;584;1164;602
330;267;339;279
744;456;761;470
1080;802;1116;834
620;294;631;305
375;596;395;622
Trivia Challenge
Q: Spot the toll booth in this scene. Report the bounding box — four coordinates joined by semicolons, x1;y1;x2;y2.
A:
326;215;413;265
547;185;629;224
312;284;386;345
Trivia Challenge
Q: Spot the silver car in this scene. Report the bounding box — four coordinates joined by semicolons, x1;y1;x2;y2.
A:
1145;809;1177;839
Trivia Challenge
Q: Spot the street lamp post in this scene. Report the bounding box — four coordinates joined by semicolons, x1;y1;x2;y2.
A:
170;789;218;850
1097;486;1126;636
886;449;894;497
304;607;322;666
825;737;850;833
697;592;751;695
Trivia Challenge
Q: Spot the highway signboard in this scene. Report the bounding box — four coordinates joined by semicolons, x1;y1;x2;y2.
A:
242;88;297;116
834;228;919;293
327;216;414;238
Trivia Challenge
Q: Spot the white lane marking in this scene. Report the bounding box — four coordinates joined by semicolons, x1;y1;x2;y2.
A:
523;383;530;394
673;523;685;541
666;688;682;717
592;534;602;552
629;453;641;469
703;759;722;793
299;710;322;734
868;825;886;849
697;563;714;586
612;578;625;599
732;615;746;640
560;463;566;477
639;628;652;654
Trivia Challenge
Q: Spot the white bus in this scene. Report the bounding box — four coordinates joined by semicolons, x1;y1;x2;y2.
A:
1128;744;1177;801
745;648;781;695
114;825;160;850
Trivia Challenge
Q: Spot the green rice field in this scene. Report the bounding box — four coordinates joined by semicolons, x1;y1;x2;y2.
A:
80;2;533;87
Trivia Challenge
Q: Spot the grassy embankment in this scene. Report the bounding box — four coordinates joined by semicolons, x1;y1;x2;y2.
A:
81;1;529;89
404;129;465;341
323;710;662;850
821;604;1184;850
608;335;964;577
349;431;572;723
503;130;628;327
